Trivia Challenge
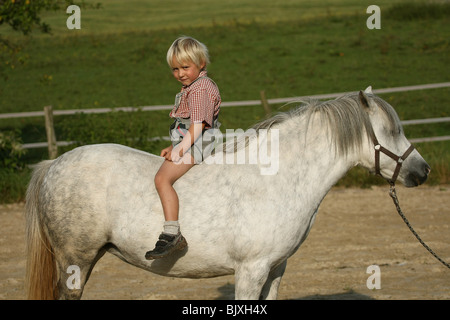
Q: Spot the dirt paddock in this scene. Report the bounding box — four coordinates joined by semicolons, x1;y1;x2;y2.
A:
1;184;449;300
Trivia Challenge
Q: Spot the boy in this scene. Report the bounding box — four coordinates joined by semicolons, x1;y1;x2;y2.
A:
145;36;221;260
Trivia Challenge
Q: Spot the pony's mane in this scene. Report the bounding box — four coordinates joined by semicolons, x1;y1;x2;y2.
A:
248;92;402;157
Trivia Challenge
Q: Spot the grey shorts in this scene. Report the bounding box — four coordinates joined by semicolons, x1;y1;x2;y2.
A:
169;117;220;164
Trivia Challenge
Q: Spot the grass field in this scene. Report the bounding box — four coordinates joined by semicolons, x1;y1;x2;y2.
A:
0;0;449;202
1;0;404;36
1;0;449;110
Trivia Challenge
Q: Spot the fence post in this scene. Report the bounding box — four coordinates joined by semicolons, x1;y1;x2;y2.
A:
260;90;271;116
44;105;58;159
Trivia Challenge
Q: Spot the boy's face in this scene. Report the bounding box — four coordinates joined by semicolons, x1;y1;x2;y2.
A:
171;57;205;86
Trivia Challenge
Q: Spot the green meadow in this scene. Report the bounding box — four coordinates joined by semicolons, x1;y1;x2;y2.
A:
0;0;449;202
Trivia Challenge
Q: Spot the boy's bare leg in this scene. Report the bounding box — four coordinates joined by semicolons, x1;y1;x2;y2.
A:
145;154;194;260
154;155;195;221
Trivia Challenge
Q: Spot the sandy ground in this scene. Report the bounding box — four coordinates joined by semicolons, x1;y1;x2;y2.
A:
1;184;449;300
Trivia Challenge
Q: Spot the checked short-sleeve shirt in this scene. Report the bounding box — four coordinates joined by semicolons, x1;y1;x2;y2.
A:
169;70;221;128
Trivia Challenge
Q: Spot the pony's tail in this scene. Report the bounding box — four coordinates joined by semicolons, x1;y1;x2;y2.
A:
25;160;58;300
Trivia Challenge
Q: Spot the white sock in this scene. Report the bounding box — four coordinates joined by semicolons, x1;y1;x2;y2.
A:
163;220;180;235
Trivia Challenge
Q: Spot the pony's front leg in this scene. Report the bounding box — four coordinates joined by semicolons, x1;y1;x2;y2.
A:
234;261;270;300
259;260;287;300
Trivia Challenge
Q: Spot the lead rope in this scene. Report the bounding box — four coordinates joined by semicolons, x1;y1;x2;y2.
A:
388;183;450;269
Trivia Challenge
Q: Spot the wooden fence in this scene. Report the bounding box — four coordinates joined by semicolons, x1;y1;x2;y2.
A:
1;82;449;159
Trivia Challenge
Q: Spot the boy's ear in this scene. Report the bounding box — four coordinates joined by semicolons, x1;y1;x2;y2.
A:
200;61;207;70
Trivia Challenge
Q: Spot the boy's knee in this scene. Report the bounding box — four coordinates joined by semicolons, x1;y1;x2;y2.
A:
154;172;173;190
154;172;164;190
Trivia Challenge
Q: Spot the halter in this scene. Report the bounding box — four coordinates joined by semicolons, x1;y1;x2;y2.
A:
371;134;415;185
371;133;450;269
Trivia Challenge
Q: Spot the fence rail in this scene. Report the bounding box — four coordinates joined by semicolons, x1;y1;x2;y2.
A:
1;82;450;120
18;116;450;150
1;82;449;152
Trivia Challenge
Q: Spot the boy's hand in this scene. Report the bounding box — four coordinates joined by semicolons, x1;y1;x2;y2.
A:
170;145;183;163
161;145;184;162
162;122;205;162
160;145;174;160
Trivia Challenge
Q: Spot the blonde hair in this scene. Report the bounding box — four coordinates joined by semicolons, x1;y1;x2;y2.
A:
167;36;210;69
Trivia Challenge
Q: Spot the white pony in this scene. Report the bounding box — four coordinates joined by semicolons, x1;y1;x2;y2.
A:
25;88;430;299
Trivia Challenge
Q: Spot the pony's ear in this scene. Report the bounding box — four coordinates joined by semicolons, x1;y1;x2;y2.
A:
359;90;370;108
364;86;373;94
359;90;376;112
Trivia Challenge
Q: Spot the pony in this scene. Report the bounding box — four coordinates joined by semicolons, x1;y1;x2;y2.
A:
25;88;430;299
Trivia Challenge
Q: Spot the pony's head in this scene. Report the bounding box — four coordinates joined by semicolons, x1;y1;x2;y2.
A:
358;86;430;187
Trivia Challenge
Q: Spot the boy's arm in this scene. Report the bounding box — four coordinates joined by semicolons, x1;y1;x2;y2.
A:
172;122;206;160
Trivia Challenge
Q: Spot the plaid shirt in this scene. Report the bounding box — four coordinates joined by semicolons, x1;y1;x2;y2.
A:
169;70;221;128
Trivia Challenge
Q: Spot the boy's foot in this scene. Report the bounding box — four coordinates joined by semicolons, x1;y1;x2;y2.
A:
145;232;187;260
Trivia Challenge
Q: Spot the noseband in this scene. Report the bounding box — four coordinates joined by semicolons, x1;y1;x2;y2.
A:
371;135;415;185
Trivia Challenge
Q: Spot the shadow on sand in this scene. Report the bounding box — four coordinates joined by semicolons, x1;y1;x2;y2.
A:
215;283;375;300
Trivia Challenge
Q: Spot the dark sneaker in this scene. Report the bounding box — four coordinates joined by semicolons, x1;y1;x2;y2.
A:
145;232;187;260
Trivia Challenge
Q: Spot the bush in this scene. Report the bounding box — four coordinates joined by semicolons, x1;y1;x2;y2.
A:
0;129;29;203
58;110;168;154
0;129;27;171
0;168;30;203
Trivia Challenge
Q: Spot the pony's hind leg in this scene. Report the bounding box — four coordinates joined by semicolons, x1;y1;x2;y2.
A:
259;260;287;300
54;248;106;300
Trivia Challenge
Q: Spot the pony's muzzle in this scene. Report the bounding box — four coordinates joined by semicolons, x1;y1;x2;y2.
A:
404;161;431;187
